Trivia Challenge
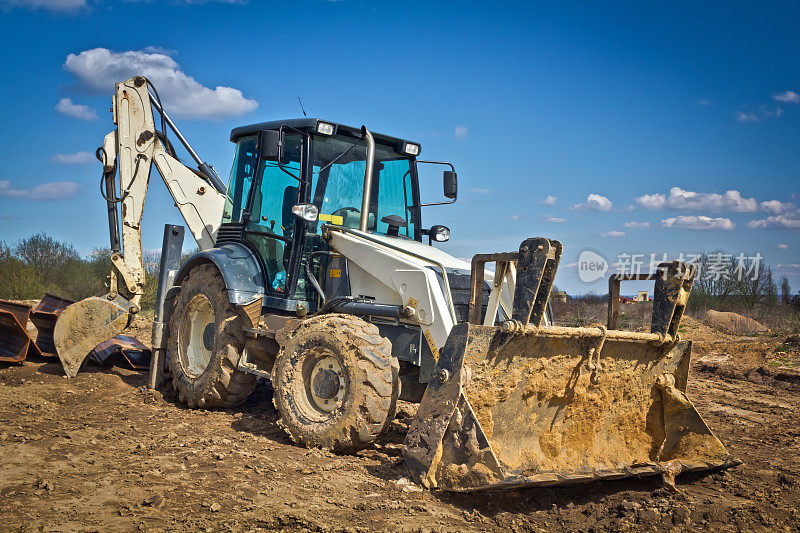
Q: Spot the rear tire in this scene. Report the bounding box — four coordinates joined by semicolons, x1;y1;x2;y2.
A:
168;263;257;408
272;314;399;452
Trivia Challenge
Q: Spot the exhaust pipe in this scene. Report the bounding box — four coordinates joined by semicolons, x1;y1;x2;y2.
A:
359;126;375;232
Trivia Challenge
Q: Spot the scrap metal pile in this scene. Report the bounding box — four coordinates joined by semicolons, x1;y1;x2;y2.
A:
0;293;150;371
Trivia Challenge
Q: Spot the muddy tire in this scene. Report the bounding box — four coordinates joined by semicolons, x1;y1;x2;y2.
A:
168;263;256;408
272;314;400;452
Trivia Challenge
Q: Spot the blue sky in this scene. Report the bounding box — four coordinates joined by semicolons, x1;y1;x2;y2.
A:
0;0;798;294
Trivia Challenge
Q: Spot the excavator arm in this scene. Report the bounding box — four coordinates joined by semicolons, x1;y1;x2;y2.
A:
53;75;227;376
100;75;226;307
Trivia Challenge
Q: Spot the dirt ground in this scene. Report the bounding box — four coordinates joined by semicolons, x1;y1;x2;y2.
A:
1;314;799;532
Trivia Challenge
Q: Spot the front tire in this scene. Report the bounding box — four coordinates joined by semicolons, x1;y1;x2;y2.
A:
168;263;257;408
272;314;399;452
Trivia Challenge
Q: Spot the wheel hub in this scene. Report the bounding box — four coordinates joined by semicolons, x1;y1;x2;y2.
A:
313;368;341;399
183;294;215;378
309;356;344;413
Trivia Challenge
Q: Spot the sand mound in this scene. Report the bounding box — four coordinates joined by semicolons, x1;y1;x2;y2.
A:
704;309;769;335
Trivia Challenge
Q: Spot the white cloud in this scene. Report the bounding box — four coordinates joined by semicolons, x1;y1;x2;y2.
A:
747;214;800;230
1;0;86;12
454;126;468;140
737;106;783;123
736;111;760;123
141;45;177;56
539;194;557;206
636;187;757;213
468;188;491;194
778;244;788;250
124;0;247;4
668;187;757;212
543;216;565;223
623;221;650;229
760;199;795;215
600;230;625;237
509;214;520;221
55;98;98;121
51;151;94;165
573;193;612;211
662;215;735;230
0;180;80;201
63;48;258;120
634;193;665;210
773;90;800;104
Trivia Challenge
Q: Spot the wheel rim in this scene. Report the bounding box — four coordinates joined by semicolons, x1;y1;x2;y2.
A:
181;293;215;378
306;353;345;414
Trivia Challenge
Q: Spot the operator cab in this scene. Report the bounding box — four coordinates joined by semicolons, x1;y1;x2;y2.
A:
220;118;456;313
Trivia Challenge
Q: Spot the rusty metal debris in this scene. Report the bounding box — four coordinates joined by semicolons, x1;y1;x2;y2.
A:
0;295;76;363
403;239;736;491
0;300;38;362
90;335;151;370
0;294;148;377
30;293;75;356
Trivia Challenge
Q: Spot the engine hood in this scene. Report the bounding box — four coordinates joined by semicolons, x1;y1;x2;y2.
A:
360;232;472;272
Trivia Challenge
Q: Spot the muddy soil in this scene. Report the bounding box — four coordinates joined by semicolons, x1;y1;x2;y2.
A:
1;315;799;532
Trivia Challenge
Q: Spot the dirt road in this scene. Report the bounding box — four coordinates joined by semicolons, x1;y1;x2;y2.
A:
1;316;799;532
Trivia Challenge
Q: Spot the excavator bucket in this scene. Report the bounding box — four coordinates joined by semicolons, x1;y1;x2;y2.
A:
403;238;736;491
53;296;131;378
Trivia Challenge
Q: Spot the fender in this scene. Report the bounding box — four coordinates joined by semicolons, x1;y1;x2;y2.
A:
175;242;265;305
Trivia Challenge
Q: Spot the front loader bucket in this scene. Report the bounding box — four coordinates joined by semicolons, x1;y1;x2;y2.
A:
403;238;736;491
53;296;132;378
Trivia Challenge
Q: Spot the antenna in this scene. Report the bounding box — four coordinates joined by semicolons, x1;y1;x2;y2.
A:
297;96;307;117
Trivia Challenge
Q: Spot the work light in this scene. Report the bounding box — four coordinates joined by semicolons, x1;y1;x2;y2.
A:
403;142;421;156
316;121;335;135
292;203;319;222
431;225;450;242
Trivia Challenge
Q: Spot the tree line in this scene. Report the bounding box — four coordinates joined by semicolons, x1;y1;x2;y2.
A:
1;234;797;314
0;233;163;309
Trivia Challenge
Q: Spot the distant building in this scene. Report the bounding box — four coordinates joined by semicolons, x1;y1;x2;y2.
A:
635;290;649;302
551;291;568;303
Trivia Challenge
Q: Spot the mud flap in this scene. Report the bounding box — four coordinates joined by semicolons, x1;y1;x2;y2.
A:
53;296;132;378
403;322;736;491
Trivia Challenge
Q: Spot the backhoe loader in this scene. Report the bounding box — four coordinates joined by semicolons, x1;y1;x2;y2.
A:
36;76;735;490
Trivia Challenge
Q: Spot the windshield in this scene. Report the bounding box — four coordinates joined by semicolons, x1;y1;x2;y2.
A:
309;134;418;239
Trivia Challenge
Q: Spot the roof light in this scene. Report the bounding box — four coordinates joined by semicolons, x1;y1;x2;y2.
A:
317;121;335;135
403;142;421;156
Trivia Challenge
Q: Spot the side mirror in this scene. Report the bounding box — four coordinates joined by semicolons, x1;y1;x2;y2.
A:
258;130;282;161
443;171;458;199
